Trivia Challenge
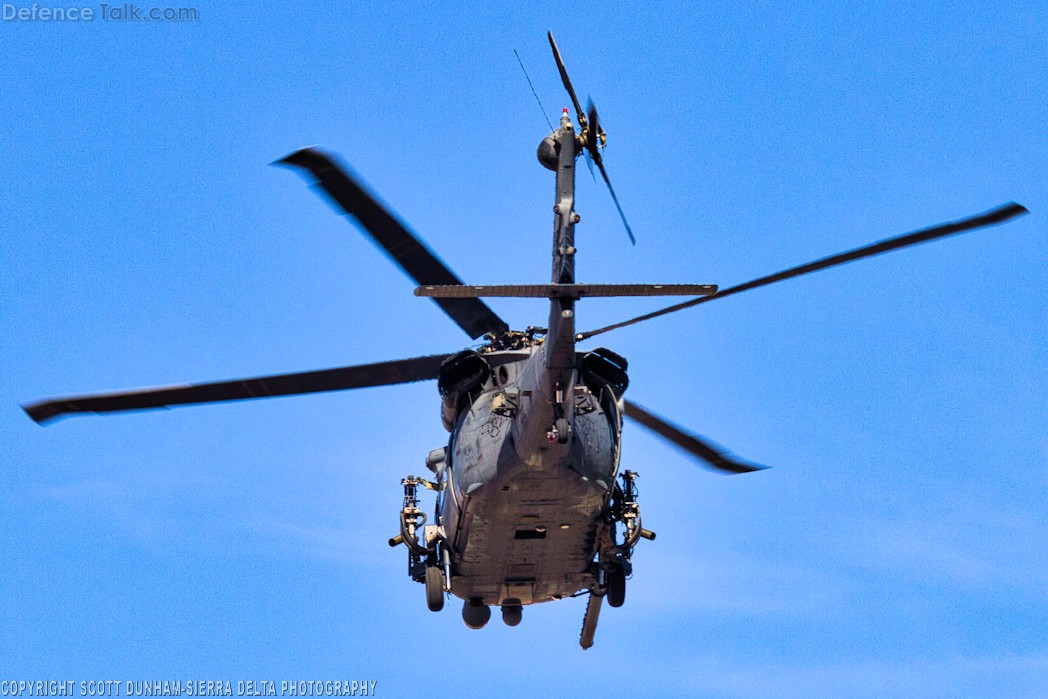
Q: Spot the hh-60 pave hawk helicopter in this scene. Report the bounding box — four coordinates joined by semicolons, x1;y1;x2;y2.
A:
24;33;1028;648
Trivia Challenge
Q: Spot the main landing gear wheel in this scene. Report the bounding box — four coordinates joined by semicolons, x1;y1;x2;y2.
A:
554;417;570;444
606;565;626;608
425;566;444;612
462;598;491;629
501;604;522;627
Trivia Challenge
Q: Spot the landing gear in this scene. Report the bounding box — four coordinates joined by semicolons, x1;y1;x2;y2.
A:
600;469;642;609
547;416;572;444
554;417;570;444
580;469;656;648
501;603;523;627
389;475;450;613
462;598;491;629
605;562;626;608
425;566;444;612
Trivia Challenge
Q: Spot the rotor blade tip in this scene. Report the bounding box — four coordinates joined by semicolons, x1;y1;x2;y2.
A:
984;201;1029;223
731;462;770;475
272;146;325;169
1008;201;1030;217
22;402;57;425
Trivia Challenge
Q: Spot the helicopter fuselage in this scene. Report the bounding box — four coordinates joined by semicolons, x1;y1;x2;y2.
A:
433;107;621;607
438;345;622;607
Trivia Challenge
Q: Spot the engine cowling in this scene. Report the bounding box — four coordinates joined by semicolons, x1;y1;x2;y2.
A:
437;350;491;431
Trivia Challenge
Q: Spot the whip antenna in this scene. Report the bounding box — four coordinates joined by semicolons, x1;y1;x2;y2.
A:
514;49;554;133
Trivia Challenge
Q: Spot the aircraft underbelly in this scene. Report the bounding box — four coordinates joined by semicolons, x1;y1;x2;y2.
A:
444;391;619;606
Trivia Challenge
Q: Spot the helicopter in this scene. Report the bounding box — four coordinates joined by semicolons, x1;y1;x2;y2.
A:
22;33;1028;649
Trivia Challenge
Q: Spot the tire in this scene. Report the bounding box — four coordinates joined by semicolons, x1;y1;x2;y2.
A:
606;566;626;608
425;566;444;612
555;417;570;444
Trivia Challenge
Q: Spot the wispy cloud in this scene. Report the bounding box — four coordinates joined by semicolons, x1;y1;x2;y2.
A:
31;468;394;566
629;547;851;617
841;507;1048;596
677;650;1048;698
35;477;189;545
248;517;385;565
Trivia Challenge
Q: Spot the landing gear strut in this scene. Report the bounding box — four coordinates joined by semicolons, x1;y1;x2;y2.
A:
388;475;448;613
580;469;656;648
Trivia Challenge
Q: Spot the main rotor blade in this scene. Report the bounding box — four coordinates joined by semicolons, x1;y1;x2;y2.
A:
623;400;767;474
547;31;584;125
23;354;454;425
277;148;509;340
578;202;1029;340
586;99;635;245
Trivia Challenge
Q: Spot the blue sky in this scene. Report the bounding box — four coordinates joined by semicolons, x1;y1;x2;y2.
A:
2;2;1045;697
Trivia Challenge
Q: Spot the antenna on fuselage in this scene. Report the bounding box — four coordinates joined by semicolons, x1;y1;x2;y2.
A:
514;48;555;133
